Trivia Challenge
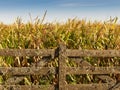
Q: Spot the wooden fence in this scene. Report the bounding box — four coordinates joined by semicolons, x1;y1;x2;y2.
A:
0;44;120;90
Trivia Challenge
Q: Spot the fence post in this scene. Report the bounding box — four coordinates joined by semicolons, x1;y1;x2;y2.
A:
58;43;67;90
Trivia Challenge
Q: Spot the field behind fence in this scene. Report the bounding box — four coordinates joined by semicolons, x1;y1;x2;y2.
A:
0;44;120;90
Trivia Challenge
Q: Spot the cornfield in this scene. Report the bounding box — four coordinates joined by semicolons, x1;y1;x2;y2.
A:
0;16;120;85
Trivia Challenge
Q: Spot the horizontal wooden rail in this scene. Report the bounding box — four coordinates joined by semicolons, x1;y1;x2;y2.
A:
1;49;120;57
0;67;56;75
0;49;55;57
66;66;120;74
1;45;120;90
0;85;55;90
65;84;109;90
66;50;120;57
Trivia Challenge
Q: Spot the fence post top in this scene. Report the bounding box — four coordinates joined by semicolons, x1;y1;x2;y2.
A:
59;42;66;49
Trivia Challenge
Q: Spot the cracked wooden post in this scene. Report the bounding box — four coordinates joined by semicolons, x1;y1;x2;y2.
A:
59;43;67;90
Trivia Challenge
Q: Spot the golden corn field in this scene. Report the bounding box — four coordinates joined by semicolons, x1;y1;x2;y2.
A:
0;16;120;85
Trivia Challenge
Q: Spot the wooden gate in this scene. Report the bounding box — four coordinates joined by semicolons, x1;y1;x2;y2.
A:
0;44;120;90
59;44;120;90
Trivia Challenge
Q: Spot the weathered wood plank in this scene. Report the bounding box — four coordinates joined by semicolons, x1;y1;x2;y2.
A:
5;76;24;85
110;82;120;90
0;67;56;75
65;84;109;90
66;50;120;57
0;85;55;90
66;67;120;74
97;75;116;88
59;44;67;90
0;49;55;57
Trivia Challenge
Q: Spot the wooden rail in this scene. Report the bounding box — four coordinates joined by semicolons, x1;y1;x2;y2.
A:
0;44;120;90
66;49;120;57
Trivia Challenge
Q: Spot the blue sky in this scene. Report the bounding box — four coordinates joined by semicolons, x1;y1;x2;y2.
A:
0;0;120;24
